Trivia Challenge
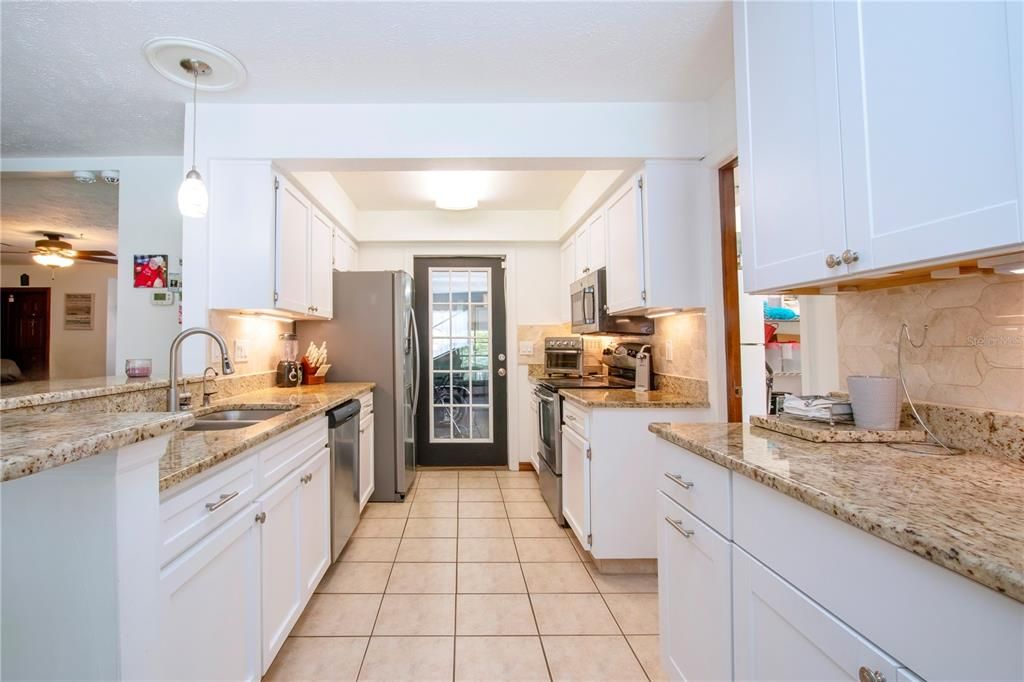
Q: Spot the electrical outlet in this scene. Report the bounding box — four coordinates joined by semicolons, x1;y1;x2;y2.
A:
665;339;674;362
234;339;250;363
519;341;535;356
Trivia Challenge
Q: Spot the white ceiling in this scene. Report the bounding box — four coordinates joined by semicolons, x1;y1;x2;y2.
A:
332;170;586;210
0;174;119;265
0;1;733;156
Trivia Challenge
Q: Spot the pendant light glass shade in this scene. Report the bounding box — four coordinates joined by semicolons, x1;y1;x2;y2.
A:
178;168;208;218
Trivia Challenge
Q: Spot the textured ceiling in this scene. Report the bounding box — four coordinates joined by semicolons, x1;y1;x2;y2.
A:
332;170;586;210
0;174;119;265
0;1;733;156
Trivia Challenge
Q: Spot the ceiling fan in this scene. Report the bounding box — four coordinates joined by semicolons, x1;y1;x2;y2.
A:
2;233;117;268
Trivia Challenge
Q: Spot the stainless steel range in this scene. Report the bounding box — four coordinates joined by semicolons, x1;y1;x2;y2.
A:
533;341;651;525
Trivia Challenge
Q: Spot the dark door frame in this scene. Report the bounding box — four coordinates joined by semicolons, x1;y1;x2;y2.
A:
719;158;743;423
1;287;52;380
413;256;509;467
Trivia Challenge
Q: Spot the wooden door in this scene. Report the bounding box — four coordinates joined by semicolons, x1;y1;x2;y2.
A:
258;467;303;672
560;425;590;550
604;175;645;313
274;176;311;315
736;0;848;291
733;545;903;681
658;492;732;681
309;209;334;318
1;288;50;380
159;505;261;682
298;451;330;598
834;1;1022;270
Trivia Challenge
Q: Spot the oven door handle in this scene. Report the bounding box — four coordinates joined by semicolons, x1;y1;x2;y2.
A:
545;350;582;355
534;390;556;403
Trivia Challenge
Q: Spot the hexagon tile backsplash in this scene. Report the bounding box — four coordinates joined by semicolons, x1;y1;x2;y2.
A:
836;275;1024;414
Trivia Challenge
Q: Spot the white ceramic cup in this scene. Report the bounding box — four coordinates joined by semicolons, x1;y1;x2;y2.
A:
847;375;901;430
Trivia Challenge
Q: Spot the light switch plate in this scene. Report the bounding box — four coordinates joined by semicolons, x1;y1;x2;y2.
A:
665;340;674;362
519;341;535;356
234;339;250;363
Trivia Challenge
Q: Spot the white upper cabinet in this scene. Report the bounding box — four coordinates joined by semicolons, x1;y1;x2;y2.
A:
308;209;334;319
573;224;591;279
587;210;607;273
208;160;338;319
735;1;848;292
736;0;1023;293
559;240;574;323
605;161;707;315
834;1;1022;270
332;227;358;273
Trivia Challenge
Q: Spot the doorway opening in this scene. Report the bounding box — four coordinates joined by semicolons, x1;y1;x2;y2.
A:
1;288;51;381
413;256;508;467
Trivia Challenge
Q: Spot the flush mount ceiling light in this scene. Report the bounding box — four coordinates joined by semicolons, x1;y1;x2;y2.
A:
432;172;484;211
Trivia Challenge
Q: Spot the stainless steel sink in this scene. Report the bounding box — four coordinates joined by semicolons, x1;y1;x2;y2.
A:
184;405;295;432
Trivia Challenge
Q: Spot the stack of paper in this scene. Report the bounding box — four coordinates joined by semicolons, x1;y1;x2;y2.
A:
781;395;853;422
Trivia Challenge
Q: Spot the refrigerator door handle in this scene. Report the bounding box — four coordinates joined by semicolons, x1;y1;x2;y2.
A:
410;309;422;415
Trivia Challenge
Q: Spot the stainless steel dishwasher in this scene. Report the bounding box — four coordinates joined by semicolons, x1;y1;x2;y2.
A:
328;400;361;561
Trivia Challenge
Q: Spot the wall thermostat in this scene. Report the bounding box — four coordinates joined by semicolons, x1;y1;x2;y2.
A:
151;291;175;306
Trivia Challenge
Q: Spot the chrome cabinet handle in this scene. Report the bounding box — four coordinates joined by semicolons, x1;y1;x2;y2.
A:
301;473;313;484
858;668;885;682
825;253;841;268
255;511;266;524
565;414;577;422
664;516;694;538
664;472;694;490
841;249;860;265
205;491;239;512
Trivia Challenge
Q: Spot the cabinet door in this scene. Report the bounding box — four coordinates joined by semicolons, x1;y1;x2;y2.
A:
657;493;731;682
275;176;311;315
735;1;848;291
298;451;331;598
587;210;607;272
559;240;575;323
733;545;903;681
309;209;334;319
359;414;375;510
560;426;591;550
160;505;261;682
258;467;303;672
574;225;590;279
835;1;1022;270
604;175;646;313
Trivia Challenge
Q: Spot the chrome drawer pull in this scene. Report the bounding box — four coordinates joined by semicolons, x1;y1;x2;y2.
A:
205;491;239;512
565;414;577;422
664;516;694;538
664;472;694;490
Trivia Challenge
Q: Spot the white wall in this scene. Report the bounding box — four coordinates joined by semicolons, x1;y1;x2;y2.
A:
358;210;561;243
358;240;561;468
0;263;116;379
1;156;183;377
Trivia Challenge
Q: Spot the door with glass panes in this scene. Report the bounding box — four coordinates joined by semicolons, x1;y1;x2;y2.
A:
413;257;508;467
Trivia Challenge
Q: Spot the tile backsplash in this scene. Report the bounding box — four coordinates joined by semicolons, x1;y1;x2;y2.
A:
208;311;294;372
836;275;1024;414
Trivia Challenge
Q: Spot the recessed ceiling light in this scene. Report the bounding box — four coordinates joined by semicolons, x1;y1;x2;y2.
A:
143;37;246;91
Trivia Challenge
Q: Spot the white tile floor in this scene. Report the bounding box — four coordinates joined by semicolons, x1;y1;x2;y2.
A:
264;468;667;681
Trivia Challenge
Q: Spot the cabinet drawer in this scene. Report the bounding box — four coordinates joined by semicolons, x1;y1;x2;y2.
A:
655;437;731;538
358;391;373;415
259;416;329;492
562;400;590;439
160;453;258;566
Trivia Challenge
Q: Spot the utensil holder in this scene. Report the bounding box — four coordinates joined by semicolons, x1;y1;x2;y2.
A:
847;375;901;430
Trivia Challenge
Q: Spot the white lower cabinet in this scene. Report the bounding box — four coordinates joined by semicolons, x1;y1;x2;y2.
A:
733;546;901;682
657;492;732;682
298;450;331;599
159;505;262;682
358;411;375;510
560;423;591;550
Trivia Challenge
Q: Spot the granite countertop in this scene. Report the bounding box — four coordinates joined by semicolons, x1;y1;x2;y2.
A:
750;414;928;443
560;388;709;409
159;383;374;491
0;411;195;483
648;422;1024;603
0;375;179;411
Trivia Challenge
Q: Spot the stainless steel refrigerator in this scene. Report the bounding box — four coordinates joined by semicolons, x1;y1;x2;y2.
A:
297;271;419;501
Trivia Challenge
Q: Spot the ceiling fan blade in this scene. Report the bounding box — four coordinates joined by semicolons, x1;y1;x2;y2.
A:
74;255;118;264
75;250;117;257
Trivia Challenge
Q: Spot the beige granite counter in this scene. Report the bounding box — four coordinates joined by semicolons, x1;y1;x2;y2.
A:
1;411;195;483
159;383;374;491
750;414;928;443
560;388;709;409
648;422;1024;603
0;376;176;410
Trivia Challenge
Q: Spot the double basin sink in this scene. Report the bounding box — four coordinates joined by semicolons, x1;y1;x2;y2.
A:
185;406;296;432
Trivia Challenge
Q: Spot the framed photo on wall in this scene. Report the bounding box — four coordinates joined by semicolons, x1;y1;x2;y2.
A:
64;293;94;330
133;254;167;288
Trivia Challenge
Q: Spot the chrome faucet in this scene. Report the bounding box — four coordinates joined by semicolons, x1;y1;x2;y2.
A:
168;327;235;411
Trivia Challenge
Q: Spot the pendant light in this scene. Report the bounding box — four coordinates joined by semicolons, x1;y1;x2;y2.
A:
177;59;210;218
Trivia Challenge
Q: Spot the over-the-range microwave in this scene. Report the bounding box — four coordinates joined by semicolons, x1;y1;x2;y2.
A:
570;268;654;335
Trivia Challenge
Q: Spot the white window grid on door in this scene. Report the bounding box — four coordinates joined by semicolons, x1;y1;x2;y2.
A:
428;266;494;443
